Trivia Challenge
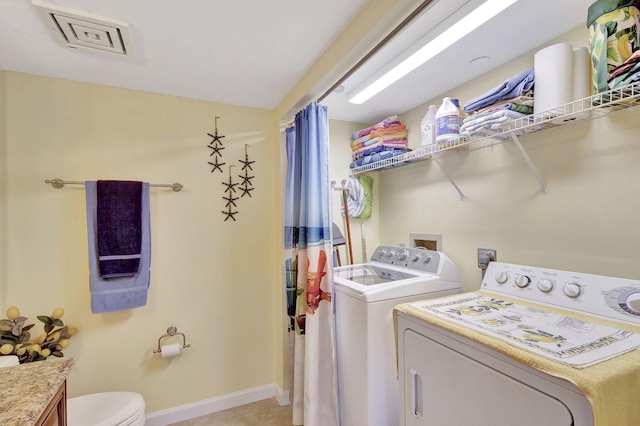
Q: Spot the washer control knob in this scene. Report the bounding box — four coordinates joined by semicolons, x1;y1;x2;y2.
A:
515;275;531;288
563;283;582;298
537;279;554;293
378;249;386;258
423;255;433;264
624;292;640;314
397;250;408;261
386;251;395;258
495;272;509;284
411;253;421;262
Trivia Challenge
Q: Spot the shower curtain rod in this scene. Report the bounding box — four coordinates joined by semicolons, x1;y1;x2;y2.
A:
44;178;184;192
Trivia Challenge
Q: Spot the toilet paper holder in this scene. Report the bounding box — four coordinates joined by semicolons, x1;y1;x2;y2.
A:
153;326;191;354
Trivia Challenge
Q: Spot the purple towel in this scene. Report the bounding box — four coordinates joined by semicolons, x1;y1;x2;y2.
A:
97;180;143;278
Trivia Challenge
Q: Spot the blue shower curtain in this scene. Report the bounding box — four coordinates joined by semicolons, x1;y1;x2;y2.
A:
284;103;338;426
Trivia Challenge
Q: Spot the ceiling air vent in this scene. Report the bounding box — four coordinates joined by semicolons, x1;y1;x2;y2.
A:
32;0;134;58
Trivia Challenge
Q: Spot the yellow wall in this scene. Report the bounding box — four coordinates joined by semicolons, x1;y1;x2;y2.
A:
342;25;640;291
2;71;280;413
1;71;6;307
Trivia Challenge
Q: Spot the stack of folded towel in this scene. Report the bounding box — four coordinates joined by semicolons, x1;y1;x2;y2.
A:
349;115;409;169
461;68;535;138
460;94;534;138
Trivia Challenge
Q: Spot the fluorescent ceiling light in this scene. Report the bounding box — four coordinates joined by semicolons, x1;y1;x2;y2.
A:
348;0;519;104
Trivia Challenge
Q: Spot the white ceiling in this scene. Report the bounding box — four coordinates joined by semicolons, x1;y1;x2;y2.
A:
0;0;368;110
322;0;595;124
0;0;596;125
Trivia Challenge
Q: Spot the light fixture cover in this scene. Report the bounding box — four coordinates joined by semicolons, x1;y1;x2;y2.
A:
348;0;518;104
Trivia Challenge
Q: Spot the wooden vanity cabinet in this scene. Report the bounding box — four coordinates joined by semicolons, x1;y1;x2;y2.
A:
36;380;67;426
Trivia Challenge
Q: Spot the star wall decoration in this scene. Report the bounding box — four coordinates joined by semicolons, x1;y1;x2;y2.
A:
221;166;239;221
206;116;225;173
238;168;255;198
239;145;255;171
208;156;226;173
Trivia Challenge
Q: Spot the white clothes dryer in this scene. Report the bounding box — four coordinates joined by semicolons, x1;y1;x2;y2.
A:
396;261;640;426
334;246;461;426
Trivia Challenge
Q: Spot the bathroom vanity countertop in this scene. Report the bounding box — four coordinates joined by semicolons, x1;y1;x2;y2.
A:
0;357;74;426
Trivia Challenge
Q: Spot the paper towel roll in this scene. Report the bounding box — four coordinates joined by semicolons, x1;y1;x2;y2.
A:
161;343;181;358
534;43;574;117
551;46;592;124
572;46;591;101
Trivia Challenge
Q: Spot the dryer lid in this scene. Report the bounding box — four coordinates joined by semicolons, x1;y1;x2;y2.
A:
68;391;145;426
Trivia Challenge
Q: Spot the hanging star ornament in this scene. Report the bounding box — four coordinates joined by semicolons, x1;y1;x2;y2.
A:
239;183;254;198
222;205;238;222
222;175;238;194
208;156;226;173
207;116;226;148
223;193;239;208
222;166;239;221
208;143;225;157
238;168;255;186
239;144;255;171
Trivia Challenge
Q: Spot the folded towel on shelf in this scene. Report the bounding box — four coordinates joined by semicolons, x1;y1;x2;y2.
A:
349;148;408;169
460;109;530;137
463;68;535;113
351;132;407;151
86;181;151;314
351;115;400;139
465;99;534;121
368;124;407;138
97;180;143;278
352;140;408;160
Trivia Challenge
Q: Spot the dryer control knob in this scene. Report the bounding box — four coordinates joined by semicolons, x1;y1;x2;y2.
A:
515;275;531;288
624;292;640;314
563;283;581;298
495;272;509;284
537;279;554;293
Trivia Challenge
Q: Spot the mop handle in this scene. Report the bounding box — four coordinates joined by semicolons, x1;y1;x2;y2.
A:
342;190;354;265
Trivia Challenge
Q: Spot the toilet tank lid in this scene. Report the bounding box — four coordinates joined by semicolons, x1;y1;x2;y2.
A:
67;391;145;426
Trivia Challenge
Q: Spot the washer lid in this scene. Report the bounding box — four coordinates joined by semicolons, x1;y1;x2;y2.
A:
333;264;418;285
68;391;145;426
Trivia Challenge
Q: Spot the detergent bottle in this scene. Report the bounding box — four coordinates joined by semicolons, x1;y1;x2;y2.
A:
420;104;437;147
435;97;460;146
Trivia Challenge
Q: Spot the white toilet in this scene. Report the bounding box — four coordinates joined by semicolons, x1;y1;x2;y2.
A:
67;391;146;426
0;356;145;425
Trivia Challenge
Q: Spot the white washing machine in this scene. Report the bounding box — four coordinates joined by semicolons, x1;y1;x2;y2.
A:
334;245;461;426
396;261;640;426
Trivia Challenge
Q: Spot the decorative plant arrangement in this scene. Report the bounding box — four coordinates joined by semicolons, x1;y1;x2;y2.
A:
0;306;77;363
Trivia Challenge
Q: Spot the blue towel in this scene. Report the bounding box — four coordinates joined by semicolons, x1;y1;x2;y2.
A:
86;181;151;313
97;180;142;278
463;68;535;113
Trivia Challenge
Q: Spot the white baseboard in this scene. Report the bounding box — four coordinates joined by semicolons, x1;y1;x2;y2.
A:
144;383;289;426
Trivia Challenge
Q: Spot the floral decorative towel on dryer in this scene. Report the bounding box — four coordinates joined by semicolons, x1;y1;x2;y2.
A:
410;292;640;368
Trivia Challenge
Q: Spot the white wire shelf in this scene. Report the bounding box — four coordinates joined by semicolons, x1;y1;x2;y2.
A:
349;81;640;176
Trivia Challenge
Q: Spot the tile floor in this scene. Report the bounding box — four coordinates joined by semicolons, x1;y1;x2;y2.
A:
168;397;293;425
